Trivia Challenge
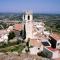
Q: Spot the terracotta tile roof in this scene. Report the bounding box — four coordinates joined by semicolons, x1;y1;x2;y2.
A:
47;47;59;51
54;58;60;60
35;33;47;41
50;33;60;41
53;58;60;60
30;39;41;46
14;24;23;31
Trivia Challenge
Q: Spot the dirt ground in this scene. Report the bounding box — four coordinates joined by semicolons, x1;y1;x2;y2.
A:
0;52;51;60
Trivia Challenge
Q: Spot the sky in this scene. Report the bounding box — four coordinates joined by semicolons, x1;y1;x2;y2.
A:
0;0;60;13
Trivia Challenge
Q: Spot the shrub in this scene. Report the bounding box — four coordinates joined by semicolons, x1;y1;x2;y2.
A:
8;31;15;40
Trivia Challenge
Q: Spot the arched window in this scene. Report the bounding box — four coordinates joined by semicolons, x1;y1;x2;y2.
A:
28;15;30;20
24;15;25;20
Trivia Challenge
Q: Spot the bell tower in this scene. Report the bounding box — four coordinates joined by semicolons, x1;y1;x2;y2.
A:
23;11;33;40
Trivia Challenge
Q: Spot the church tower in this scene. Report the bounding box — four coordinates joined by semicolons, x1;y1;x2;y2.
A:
23;11;33;40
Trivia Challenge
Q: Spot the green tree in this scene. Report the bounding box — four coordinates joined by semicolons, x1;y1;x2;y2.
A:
23;24;26;40
20;24;26;40
26;38;30;52
8;31;15;40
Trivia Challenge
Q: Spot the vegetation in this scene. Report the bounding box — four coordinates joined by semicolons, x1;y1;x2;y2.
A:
37;51;52;58
45;20;60;33
25;38;30;52
0;13;22;21
20;24;26;40
0;44;24;52
0;40;25;52
0;22;8;29
33;14;60;34
0;13;60;33
8;31;15;40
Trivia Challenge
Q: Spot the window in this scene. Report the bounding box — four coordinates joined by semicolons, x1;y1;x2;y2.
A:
57;43;60;45
42;42;50;46
28;15;30;20
24;15;25;19
38;48;40;50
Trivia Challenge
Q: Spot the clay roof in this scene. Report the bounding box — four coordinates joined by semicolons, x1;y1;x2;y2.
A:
55;58;60;60
35;33;47;41
50;33;60;41
14;24;23;31
47;47;59;51
30;39;41;47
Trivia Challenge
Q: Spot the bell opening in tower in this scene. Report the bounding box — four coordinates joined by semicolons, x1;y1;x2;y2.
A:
28;15;30;20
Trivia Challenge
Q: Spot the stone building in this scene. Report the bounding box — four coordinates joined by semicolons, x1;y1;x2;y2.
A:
23;11;33;41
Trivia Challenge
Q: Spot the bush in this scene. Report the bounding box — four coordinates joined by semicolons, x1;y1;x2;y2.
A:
37;51;52;58
8;31;15;40
37;52;47;57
